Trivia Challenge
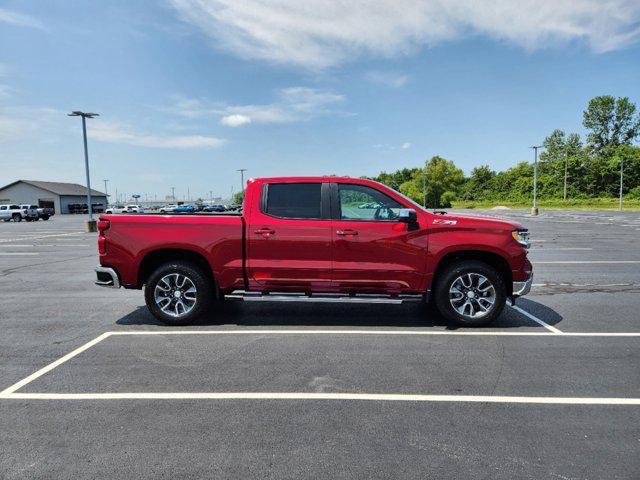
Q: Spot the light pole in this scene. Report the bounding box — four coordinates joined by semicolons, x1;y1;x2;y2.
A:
563;151;569;201
171;187;175;202
619;157;624;211
530;145;543;216
103;179;109;202
68;111;99;230
237;169;247;197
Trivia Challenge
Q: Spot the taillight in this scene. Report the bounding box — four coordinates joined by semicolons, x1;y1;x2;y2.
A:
98;219;110;234
98;236;106;254
97;219;109;254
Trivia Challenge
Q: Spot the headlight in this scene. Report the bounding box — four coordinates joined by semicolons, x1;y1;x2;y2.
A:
512;229;530;249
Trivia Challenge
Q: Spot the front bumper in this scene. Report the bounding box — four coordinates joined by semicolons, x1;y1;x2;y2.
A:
95;266;120;288
512;273;533;297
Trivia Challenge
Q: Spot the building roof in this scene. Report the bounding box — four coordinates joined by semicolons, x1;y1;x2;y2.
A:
0;180;106;196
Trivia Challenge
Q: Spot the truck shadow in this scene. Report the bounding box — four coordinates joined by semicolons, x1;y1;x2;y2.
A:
116;297;562;330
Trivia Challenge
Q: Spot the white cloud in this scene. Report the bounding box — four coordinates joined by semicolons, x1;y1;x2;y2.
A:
170;0;640;69
0;8;45;30
0;106;62;144
172;87;345;127
366;71;409;88
89;122;225;149
220;114;251;127
402;142;412;149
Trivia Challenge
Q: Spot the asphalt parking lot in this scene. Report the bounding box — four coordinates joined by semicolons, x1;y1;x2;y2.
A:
1;211;639;479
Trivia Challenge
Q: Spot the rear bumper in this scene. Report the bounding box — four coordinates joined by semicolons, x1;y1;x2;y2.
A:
95;266;120;288
512;273;533;297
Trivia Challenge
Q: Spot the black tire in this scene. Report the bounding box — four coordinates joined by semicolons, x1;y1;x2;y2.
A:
42;216;49;221
144;261;214;326
433;260;506;327
12;214;21;222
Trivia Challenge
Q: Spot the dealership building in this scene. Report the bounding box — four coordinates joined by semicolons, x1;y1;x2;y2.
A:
0;180;108;214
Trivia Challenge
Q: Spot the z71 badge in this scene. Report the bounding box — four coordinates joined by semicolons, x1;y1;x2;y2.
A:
432;218;457;225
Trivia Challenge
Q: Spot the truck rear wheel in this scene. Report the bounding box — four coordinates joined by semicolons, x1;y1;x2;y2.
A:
144;261;213;326
433;260;506;327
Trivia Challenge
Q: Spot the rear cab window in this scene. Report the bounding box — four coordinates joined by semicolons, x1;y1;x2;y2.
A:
262;183;323;219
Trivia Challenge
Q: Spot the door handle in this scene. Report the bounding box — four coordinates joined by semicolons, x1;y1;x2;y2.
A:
254;228;275;237
336;229;358;236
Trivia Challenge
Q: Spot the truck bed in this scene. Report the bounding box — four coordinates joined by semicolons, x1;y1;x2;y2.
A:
99;213;245;290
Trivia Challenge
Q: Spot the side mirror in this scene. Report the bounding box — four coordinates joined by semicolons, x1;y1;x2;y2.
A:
398;208;417;223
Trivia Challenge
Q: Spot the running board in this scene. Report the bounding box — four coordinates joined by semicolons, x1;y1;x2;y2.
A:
226;291;424;305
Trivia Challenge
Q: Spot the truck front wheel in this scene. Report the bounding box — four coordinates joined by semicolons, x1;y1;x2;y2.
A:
144;261;213;326
433;260;506;327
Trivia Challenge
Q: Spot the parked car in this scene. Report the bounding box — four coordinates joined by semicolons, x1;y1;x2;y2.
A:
36;206;55;221
172;204;196;213
19;204;39;222
0;204;24;222
95;176;532;327
203;204;226;212
105;205;127;214
125;204;145;214
159;204;177;213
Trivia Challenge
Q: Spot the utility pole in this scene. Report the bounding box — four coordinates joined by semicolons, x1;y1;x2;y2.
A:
237;169;247;196
422;166;427;207
563;151;569;201
68;111;99;230
619;156;624;211
530;145;543;216
209;190;213;203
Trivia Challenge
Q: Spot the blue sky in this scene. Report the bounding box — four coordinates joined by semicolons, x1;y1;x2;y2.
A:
1;0;639;202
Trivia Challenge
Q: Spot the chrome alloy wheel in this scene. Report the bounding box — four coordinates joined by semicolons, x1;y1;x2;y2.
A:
154;273;197;318
449;273;496;318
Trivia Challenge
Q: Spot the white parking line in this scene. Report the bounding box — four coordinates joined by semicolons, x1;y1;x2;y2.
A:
0;332;110;396
0;252;40;256
529;248;593;251
534;261;640;264
0;244;90;248
0;232;85;243
508;304;562;333
3;392;639;405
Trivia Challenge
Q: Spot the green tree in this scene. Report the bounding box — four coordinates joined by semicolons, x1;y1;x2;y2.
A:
399;156;464;208
611;145;640;196
374;168;420;189
233;190;245;205
583;96;640;156
461;165;496;201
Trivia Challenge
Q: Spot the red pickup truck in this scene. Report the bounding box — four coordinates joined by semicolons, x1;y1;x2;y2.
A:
95;176;532;326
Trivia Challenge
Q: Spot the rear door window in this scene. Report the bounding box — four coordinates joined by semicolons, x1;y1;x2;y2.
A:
264;183;322;219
